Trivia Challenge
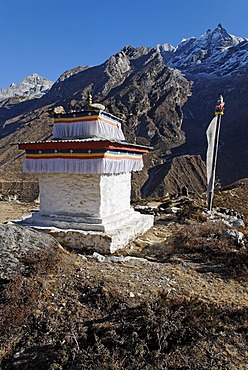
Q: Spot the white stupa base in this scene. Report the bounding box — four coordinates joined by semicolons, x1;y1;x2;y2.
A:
16;172;154;252
18;210;154;253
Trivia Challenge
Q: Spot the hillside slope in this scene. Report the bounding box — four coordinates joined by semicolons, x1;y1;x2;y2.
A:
0;180;247;369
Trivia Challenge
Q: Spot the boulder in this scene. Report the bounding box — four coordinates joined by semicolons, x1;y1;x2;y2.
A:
0;224;62;279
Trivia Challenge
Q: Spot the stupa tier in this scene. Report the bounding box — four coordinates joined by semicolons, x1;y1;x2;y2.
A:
18;105;154;252
53;110;125;141
20;138;146;175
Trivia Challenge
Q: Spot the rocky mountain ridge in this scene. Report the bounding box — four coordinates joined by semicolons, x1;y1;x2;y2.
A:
0;45;193;199
0;24;247;199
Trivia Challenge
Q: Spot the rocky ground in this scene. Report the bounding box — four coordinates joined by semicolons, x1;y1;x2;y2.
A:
0;180;247;369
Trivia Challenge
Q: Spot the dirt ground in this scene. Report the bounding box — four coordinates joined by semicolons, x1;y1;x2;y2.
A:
0;202;37;223
0;181;248;369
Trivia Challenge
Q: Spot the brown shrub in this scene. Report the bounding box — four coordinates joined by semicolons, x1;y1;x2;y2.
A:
172;222;248;279
0;248;68;359
1;235;247;369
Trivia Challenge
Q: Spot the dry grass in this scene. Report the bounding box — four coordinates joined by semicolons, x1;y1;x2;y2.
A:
216;179;248;224
0;202;36;223
1;235;248;369
171;221;248;280
0;181;248;369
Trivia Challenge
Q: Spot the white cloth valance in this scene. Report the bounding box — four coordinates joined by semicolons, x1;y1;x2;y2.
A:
23;157;143;174
53;117;125;141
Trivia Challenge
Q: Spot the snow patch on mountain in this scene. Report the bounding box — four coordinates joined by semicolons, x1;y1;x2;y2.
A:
0;73;53;101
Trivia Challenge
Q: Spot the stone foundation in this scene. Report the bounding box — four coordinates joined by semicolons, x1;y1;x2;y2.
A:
19;211;154;253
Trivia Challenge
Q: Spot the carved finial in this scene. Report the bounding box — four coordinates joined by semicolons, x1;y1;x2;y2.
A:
87;91;105;111
88;93;93;105
48;106;65;117
215;95;225;115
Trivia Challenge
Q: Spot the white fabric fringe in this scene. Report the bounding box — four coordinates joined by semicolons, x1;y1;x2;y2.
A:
53;119;125;141
23;158;143;174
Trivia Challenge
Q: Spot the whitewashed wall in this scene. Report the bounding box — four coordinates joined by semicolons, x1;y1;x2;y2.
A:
100;172;131;217
39;174;101;217
39;172;131;219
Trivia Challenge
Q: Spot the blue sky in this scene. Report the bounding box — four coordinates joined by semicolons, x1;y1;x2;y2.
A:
1;0;248;88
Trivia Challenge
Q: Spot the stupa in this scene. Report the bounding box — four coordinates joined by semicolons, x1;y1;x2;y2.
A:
18;97;154;252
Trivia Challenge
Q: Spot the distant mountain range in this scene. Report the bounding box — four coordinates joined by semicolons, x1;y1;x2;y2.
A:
0;24;247;199
0;73;53;102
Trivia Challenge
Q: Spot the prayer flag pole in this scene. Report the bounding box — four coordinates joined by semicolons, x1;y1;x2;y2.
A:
206;95;225;211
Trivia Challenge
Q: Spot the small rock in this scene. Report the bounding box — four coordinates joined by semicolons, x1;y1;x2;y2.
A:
165;206;180;214
221;217;245;228
92;252;106;262
220;229;246;248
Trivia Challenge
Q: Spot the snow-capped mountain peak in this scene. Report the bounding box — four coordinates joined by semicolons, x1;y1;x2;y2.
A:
160;24;248;76
199;23;245;50
0;74;53;102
